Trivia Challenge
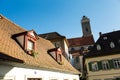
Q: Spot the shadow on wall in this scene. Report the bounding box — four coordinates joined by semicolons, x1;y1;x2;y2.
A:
0;52;24;79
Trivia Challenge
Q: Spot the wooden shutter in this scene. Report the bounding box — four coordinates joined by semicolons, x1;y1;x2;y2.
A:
108;60;114;69
88;62;92;71
97;61;102;70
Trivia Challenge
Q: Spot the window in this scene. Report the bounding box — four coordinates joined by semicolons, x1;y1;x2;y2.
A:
27;78;42;80
76;56;79;63
57;54;62;62
86;27;88;32
110;42;115;48
97;44;101;51
103;37;107;40
27;40;34;50
71;48;75;51
92;62;98;71
53;42;60;48
113;59;120;69
88;46;92;50
102;60;110;70
80;47;84;51
118;40;120;44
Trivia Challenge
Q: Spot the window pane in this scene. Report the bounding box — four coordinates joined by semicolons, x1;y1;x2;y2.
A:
92;62;98;71
27;40;34;50
57;54;61;62
102;61;110;70
113;59;120;68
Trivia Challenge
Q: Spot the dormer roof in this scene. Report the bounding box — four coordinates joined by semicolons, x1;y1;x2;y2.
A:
12;30;39;40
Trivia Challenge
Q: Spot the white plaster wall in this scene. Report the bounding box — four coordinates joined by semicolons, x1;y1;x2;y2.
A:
0;65;79;80
63;40;69;59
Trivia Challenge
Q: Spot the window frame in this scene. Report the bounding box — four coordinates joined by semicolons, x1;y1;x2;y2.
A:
110;42;115;48
96;44;101;51
27;40;35;51
101;60;110;70
113;58;120;69
91;62;99;71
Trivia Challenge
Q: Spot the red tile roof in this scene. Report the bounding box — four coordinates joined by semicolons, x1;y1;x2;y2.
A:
0;14;80;74
68;36;95;47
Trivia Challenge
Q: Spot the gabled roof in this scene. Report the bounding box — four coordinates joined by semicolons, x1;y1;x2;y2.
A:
39;32;69;46
68;35;95;47
39;32;65;40
0;14;80;74
85;30;120;58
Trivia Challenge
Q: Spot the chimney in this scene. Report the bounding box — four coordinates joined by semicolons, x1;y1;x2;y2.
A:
99;32;102;36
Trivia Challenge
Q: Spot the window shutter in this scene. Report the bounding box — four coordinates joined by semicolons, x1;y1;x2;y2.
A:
108;60;114;69
88;62;92;71
97;61;102;70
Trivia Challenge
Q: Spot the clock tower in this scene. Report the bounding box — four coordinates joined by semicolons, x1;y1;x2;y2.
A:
81;16;92;37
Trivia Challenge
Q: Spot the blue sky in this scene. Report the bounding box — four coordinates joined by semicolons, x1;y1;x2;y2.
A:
0;0;120;41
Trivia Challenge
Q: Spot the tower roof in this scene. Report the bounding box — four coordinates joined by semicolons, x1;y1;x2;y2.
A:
81;16;90;23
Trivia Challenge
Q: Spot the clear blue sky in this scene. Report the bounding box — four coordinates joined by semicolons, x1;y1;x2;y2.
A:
0;0;120;41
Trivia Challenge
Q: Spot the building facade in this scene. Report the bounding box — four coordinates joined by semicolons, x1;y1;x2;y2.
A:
68;16;95;76
85;30;120;80
0;14;80;80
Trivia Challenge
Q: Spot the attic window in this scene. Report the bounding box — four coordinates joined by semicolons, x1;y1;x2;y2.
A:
48;48;63;64
118;40;120;44
97;44;101;51
103;37;107;40
12;30;38;54
110;42;115;48
27;40;34;50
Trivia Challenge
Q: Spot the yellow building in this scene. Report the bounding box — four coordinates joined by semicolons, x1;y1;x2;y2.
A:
85;31;120;80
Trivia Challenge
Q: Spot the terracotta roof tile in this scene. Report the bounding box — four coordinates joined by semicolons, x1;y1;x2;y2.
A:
0;15;80;74
68;36;95;47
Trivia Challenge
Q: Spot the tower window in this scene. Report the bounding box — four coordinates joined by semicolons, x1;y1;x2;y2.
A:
86;27;88;32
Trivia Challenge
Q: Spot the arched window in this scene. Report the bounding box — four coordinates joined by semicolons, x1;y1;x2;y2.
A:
118;39;120;44
80;47;84;51
97;44;101;51
88;46;92;50
71;48;75;51
110;42;115;48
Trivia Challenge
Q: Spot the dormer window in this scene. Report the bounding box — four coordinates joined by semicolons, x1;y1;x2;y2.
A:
103;37;107;40
118;40;120;44
12;30;39;54
97;44;101;51
110;42;115;48
48;48;63;64
27;40;34;50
